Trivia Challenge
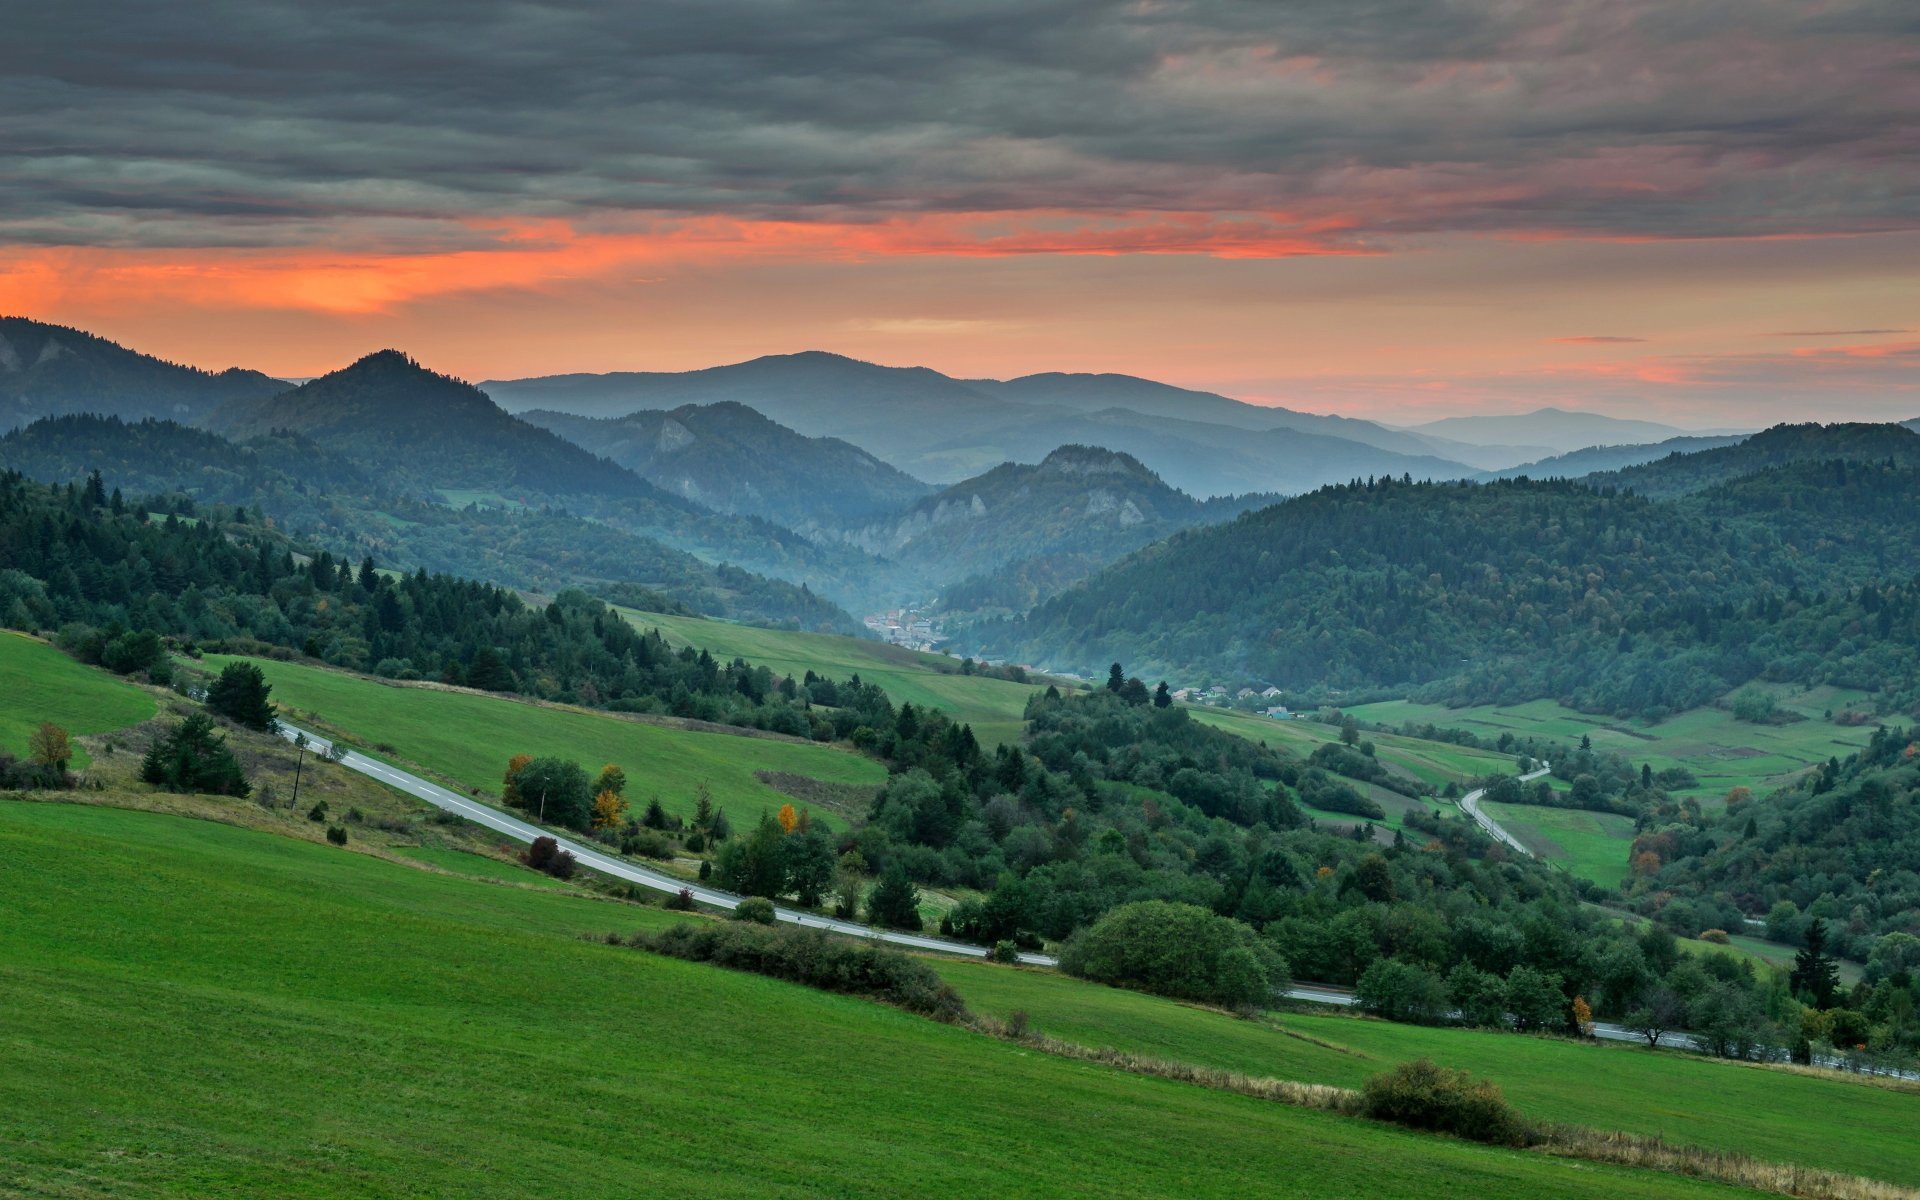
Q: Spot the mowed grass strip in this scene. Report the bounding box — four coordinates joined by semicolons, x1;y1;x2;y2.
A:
620;607;1049;748
1479;800;1638;888
932;960;1920;1190
208;655;885;829
1191;706;1518;789
0;632;155;770
0;801;1745;1200
1346;693;1880;801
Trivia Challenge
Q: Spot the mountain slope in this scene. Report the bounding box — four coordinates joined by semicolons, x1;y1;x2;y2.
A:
975;424;1920;713
0;316;283;430
207;350;659;501
0;415;861;630
1478;435;1749;482
842;445;1213;590
521;401;930;532
482;352;1483;493
1409;408;1725;455
1585;422;1920;498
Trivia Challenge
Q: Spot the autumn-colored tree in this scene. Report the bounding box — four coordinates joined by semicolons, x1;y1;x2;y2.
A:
28;722;71;770
796;807;811;834
1630;850;1662;877
592;789;628;830
776;803;798;834
502;754;533;805
594;763;627;798
1723;786;1753;811
1571;995;1594;1037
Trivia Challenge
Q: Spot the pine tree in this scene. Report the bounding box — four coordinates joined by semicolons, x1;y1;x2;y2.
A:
1153;681;1171;708
205;660;277;730
1791;918;1841;1008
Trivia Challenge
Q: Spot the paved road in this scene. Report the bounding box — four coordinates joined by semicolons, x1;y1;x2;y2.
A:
275;723;1060;967
1458;764;1553;855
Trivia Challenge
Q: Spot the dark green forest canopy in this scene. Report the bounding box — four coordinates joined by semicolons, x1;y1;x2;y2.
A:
0;415;857;631
978;425;1920;717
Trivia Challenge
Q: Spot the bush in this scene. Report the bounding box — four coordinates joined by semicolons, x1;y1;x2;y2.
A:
1698;928;1730;945
326;825;348;846
1059;900;1286;1009
620;828;674;859
524;835;577;880
733;896;777;924
990;940;1021;964
1359;1059;1530;1146
665;887;697;911
140;713;251;797
629;921;968;1022
1354;958;1450;1024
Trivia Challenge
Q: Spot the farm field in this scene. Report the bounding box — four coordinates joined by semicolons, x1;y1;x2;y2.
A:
204;655;885;829
0;632;156;771
934;961;1920;1190
1346;688;1880;801
1479;800;1638;888
620;607;1050;748
0;800;1743;1200
1191;705;1518;789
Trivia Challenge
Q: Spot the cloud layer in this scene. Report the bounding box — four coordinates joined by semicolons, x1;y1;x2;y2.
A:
6;0;1918;257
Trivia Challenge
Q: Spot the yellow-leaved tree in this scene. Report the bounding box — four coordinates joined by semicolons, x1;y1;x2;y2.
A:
28;722;71;771
1571;995;1594;1037
776;803;798;834
502;754;533;806
592;789;628;831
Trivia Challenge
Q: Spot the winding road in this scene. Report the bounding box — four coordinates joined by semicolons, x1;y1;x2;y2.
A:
280;727;1917;1076
1458;763;1553;855
276;722;1061;966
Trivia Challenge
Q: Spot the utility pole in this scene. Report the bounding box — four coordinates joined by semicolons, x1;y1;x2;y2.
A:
290;731;308;811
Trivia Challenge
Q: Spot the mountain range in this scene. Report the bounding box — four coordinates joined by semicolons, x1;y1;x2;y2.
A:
482;352;1552;494
0;317;284;430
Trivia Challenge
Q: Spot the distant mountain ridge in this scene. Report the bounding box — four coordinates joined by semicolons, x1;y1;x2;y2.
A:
481;351;1491;495
0;316;284;430
1477;435;1749;482
520;401;931;534
1582;422;1920;498
1406;406;1745;455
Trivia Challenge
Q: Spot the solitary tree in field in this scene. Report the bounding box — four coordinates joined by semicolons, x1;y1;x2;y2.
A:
28;722;70;772
1625;987;1685;1049
206;660;276;730
1340;715;1360;747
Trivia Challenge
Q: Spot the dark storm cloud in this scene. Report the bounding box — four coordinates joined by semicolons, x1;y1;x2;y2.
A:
3;0;1916;250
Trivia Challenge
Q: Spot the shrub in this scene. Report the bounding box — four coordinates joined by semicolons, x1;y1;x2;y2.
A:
620;828;674;859
524;835;577;879
1359;1059;1530;1146
665;887;697;911
140;713;251;797
990;940;1021;964
307;801;329;823
1059;900;1286;1009
326;825;348;846
1354;958;1450;1024
1698;928;1731;945
733;896;777;924
629;921;968;1022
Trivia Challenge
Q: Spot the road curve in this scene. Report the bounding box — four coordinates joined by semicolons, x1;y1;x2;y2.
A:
1458;764;1553;855
276;723;1059;967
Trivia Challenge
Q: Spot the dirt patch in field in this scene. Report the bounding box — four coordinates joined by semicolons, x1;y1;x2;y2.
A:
754;770;880;819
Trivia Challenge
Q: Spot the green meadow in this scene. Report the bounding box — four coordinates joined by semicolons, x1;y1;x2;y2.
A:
1479;799;1638;888
0;800;1749;1200
1191;704;1519;789
620;606;1051;747
1346;688;1881;801
205;654;885;828
934;960;1920;1190
0;632;156;770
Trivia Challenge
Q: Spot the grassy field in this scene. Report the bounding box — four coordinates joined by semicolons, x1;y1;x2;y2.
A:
0;800;1749;1200
1346;687;1881;801
0;633;156;771
1191;706;1519;790
206;655;886;829
934;961;1920;1189
1480;800;1638;888
619;607;1053;748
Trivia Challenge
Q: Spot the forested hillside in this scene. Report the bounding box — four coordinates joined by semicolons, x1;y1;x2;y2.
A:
1584;423;1920;498
0;418;857;631
0;317;283;430
978;424;1920;717
523;401;930;532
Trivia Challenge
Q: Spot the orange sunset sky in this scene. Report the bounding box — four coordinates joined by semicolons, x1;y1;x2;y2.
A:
5;1;1916;425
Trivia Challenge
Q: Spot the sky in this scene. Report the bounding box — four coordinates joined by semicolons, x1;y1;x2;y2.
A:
2;0;1916;426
